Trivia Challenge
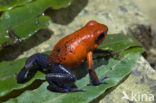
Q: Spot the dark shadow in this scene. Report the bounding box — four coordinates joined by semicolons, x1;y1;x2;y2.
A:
0;79;45;102
0;29;53;62
45;0;88;25
90;74;131;103
74;54;110;80
0;11;3;16
74;49;120;80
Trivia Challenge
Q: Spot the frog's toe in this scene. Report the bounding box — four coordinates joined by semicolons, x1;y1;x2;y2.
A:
87;79;108;86
100;75;109;81
98;80;108;84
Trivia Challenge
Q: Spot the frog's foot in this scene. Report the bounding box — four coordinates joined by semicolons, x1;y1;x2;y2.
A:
87;76;109;86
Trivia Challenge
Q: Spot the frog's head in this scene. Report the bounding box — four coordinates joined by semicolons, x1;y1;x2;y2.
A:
86;20;108;47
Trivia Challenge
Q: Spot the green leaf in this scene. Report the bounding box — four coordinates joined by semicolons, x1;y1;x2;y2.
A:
14;16;50;39
50;0;72;9
98;34;144;54
121;46;144;55
0;0;72;46
6;53;140;103
0;0;32;11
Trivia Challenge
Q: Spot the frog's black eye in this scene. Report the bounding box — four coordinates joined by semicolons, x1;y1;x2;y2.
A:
95;32;105;43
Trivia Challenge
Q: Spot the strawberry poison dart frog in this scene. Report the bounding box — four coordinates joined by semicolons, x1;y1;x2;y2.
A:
17;20;108;92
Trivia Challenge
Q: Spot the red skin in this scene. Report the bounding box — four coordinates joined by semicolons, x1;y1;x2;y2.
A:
49;20;108;69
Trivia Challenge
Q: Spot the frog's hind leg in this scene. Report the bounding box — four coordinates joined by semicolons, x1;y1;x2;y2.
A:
46;64;85;92
46;73;85;92
17;53;49;83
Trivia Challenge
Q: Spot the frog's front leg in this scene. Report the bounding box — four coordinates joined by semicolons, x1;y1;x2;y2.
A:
17;53;49;83
46;64;85;92
87;51;108;86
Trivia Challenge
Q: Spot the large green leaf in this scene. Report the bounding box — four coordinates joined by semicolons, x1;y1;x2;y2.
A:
6;53;140;103
0;0;72;46
0;0;32;11
0;34;143;102
98;34;143;53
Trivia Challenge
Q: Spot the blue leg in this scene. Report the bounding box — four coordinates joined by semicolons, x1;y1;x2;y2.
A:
46;64;86;92
17;53;49;83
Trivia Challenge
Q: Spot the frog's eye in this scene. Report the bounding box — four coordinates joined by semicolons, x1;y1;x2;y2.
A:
95;32;105;43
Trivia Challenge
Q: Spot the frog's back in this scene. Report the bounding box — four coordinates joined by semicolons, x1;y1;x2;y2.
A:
48;20;108;68
48;27;93;68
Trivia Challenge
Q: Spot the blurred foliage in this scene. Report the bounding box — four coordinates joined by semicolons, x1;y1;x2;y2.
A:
0;0;72;48
0;0;32;11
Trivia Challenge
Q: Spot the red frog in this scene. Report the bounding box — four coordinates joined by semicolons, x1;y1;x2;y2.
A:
17;20;108;92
